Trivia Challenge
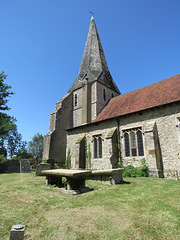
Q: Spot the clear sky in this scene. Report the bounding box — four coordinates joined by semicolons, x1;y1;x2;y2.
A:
0;0;180;142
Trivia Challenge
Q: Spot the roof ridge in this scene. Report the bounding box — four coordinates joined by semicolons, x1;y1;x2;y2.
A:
113;74;180;99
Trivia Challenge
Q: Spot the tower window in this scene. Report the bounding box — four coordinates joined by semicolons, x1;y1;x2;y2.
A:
103;89;106;101
74;94;77;107
111;93;114;98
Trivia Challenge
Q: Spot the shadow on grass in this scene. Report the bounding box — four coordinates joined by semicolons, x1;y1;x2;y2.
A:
122;180;131;184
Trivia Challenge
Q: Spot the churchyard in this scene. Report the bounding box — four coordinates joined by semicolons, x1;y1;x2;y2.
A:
0;172;179;240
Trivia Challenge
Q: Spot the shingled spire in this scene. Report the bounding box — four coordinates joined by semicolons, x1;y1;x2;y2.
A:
69;17;120;94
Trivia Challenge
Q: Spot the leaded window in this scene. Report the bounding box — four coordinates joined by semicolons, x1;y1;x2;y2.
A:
124;132;130;157
137;130;144;156
94;138;97;158
98;137;102;158
123;128;144;157
93;135;102;159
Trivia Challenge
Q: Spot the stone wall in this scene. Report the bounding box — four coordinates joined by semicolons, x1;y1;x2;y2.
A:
43;92;73;165
73;88;82;127
67;103;180;179
96;82;119;117
91;81;119;120
67;119;117;170
73;81;119;126
119;103;180;179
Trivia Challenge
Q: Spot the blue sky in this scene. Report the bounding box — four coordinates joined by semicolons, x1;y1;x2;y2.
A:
0;0;180;142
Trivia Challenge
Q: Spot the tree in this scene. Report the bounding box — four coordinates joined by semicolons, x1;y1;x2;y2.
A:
0;71;14;111
16;141;31;159
7;127;22;158
28;133;44;159
0;71;22;159
0;71;14;153
0;115;22;158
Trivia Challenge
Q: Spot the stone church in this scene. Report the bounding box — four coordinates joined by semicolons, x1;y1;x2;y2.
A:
43;17;180;179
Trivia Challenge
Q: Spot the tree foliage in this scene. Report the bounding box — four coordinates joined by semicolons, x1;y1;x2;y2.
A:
0;71;23;159
0;71;14;111
0;115;22;158
28;133;44;159
0;71;44;161
16;141;31;160
7;124;22;158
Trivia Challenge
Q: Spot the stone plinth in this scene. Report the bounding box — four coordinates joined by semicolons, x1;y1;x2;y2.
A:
10;225;25;240
87;168;124;184
42;169;92;192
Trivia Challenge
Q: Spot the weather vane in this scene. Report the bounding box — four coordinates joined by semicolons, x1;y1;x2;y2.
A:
89;11;95;15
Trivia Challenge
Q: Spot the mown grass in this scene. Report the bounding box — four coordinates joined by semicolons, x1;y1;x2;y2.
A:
0;172;179;240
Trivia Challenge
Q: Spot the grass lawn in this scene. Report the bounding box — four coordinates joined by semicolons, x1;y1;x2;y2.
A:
0;172;179;240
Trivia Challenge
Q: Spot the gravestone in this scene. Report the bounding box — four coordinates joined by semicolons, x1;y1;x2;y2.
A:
3;160;20;173
10;225;25;240
20;160;31;173
36;162;51;176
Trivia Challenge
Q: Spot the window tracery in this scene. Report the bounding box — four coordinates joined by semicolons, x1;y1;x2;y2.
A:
123;128;144;157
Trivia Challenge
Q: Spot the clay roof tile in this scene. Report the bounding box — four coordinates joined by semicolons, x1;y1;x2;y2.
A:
94;74;180;122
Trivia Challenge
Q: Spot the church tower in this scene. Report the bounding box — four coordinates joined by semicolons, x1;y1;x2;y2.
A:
69;16;120;127
43;17;120;165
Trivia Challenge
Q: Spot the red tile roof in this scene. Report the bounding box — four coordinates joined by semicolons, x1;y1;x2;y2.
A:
94;74;180;122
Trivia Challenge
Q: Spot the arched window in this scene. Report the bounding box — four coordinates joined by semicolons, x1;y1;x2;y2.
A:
98;137;102;158
111;93;114;98
93;136;102;158
124;132;130;157
94;138;97;158
74;94;77;107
